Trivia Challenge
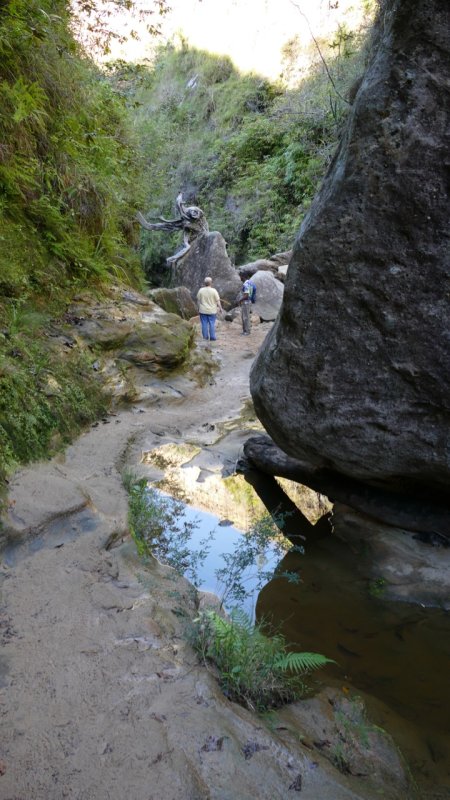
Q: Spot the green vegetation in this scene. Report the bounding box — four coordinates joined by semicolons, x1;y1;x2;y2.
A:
191;608;333;712
0;335;107;478
0;1;148;485
0;0;374;487
368;576;387;598
113;13;372;278
0;1;144;301
214;512;302;609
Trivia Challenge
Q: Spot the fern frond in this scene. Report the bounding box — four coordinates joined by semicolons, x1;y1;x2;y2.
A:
229;608;253;631
274;652;334;674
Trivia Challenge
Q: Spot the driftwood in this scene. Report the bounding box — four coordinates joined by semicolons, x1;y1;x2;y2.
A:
239;435;450;541
136;192;209;264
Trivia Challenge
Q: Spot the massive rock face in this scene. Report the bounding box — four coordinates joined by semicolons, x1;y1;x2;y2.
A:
251;0;450;499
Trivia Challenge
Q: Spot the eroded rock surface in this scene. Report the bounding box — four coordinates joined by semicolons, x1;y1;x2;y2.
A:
280;690;415;800
172;231;242;306
250;269;284;322
251;0;450;499
64;286;195;403
148;286;198;319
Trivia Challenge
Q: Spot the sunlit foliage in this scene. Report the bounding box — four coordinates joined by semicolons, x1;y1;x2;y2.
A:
114;14;373;276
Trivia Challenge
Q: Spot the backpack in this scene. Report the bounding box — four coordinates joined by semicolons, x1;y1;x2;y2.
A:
244;279;257;304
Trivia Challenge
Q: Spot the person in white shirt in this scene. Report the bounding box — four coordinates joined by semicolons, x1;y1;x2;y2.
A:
196;277;223;341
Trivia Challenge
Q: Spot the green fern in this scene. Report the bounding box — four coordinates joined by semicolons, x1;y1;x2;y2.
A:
274;651;334;674
229;607;254;631
191;609;334;712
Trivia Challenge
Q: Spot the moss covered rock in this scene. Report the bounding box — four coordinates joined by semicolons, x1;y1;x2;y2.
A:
148;287;198;319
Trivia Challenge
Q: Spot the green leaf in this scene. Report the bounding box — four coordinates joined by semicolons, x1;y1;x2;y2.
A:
274;652;335;674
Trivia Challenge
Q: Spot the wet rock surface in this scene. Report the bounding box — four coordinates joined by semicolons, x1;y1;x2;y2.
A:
331;503;450;609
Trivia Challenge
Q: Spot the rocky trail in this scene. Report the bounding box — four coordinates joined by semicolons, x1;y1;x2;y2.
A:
0;318;419;800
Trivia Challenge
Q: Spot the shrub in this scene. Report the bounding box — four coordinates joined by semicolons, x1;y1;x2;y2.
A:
191;608;334;712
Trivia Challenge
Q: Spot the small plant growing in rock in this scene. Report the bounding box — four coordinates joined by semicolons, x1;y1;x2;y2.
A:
191;608;334;712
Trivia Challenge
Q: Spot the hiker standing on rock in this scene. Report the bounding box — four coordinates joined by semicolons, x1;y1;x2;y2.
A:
197;277;223;341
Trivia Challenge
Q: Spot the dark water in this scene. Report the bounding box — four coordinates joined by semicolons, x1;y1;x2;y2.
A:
174;497;450;792
257;537;450;730
173;499;450;732
257;535;450;794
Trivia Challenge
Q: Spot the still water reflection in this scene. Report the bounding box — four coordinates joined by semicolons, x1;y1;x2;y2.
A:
257;536;450;733
178;496;450;792
176;501;276;617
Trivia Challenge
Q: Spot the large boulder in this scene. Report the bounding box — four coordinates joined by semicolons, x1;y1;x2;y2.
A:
172;231;241;306
251;0;450;500
237;250;292;279
148;287;197;319
251;270;284;322
69;287;195;402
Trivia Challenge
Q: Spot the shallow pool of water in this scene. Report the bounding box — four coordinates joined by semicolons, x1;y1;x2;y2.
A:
165;500;278;617
169;493;450;793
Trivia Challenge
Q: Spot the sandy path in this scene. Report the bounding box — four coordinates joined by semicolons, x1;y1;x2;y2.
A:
2;318;268;540
0;318;373;800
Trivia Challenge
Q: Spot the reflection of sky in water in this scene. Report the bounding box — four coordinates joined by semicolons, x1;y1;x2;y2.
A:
172;501;276;617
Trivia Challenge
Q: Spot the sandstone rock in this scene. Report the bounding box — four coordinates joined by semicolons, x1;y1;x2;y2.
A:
148;286;197;319
250;270;284;322
238;251;292;279
172;231;241;305
66;287;194;400
280;689;415;800
251;0;450;499
119;316;194;369
331;503;450;609
73;318;135;350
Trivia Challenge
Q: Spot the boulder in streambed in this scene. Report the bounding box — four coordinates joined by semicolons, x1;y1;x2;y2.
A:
72;288;193;369
118;316;193;369
148;286;197;320
250;0;450;500
65;286;195;402
172;231;241;306
249;270;284;322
